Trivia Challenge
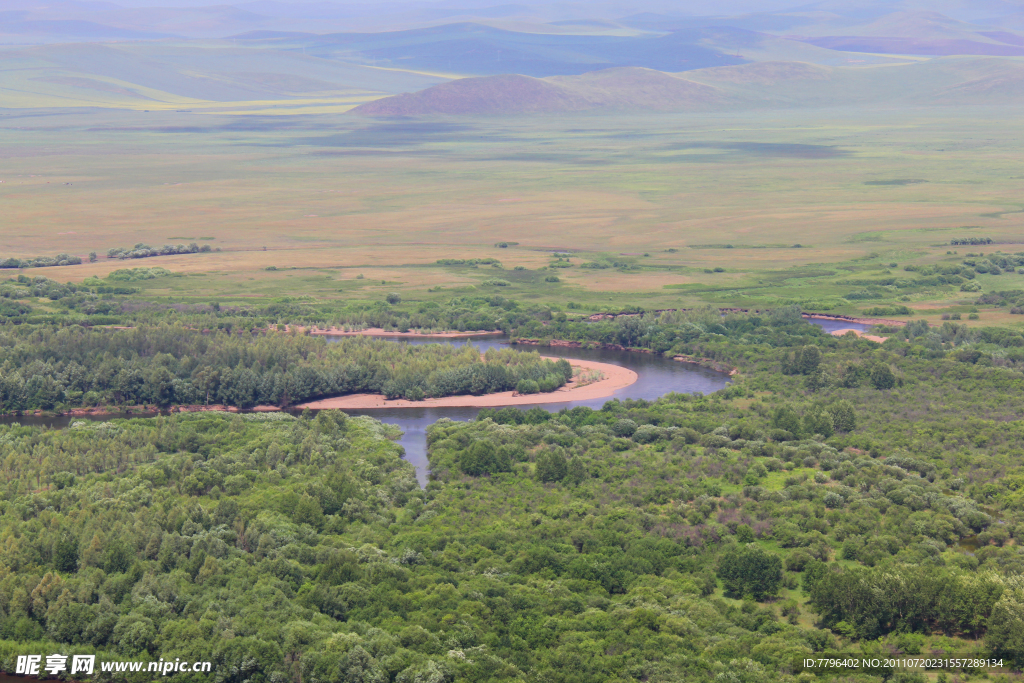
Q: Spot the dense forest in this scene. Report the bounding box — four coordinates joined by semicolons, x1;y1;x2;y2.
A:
0;326;571;410
1;281;1024;680
0;368;1022;682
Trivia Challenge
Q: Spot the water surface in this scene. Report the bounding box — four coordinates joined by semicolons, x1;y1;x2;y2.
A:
333;336;729;485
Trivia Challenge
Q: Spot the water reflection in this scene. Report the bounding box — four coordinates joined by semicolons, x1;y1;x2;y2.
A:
804;318;870;334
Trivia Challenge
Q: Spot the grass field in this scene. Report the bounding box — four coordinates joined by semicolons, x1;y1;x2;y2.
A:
4;105;1024;326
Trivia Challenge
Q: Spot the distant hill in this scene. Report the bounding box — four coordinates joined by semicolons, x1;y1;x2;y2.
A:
352;56;1024;116
351;67;723;115
238;23;749;78
0;41;449;110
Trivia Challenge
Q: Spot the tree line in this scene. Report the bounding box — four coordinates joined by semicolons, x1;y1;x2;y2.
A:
0;325;570;411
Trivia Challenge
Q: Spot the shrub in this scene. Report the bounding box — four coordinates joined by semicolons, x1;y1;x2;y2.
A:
516;379;539;394
632;425;665;443
612;419;638;437
823;492;845;509
385;292;402;304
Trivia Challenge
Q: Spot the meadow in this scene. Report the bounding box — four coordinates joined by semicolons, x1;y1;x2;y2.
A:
4;106;1024;325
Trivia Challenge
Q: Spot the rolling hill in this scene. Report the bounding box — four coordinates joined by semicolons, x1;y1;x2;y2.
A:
237;23;750;78
350;67;722;115
351;56;1024;116
0;42;449;111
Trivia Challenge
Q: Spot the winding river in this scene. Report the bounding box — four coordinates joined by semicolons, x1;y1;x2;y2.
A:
332;335;730;485
0;319;865;485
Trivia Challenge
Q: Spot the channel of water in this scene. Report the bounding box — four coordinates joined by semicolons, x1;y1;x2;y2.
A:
0;320;862;485
332;335;730;485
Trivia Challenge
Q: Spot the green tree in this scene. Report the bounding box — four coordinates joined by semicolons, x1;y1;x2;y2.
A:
803;409;834;438
566;457;587;486
516;379;539;394
827;400;856;432
870;363;897;390
536;449;567;483
612;419;638;437
770;406;801;436
294;495;324;529
53;534;79;573
986;589;1024;668
718;544;783;601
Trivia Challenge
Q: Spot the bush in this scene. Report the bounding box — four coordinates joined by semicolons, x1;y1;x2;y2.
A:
864;305;913;316
385;292;402;304
516;379;539;394
612;419;638;437
537;373;562;393
632;425;665;443
823;492;844;508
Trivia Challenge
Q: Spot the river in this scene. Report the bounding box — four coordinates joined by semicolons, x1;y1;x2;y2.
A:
331;335;731;485
0;319;858;485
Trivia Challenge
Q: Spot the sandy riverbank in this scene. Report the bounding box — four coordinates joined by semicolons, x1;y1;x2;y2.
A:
829;329;889;343
305;327;503;339
297;357;638;410
803;313;907;327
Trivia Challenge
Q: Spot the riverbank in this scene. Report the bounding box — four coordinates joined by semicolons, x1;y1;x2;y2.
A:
4;358;637;418
297;358;637;410
514;338;738;376
306;327;503;339
829;329;889;343
803;313;907;327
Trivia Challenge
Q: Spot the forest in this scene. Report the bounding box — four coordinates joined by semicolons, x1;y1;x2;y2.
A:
0;287;1023;681
0;326;571;410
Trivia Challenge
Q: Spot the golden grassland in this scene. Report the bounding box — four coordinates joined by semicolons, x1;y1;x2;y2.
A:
3;106;1024;326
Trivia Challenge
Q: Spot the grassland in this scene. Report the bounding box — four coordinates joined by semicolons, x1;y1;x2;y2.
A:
4;105;1024;327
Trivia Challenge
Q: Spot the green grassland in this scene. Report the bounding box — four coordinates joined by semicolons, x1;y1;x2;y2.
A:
4;104;1024;327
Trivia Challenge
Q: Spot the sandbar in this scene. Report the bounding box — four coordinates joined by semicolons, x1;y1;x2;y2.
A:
297;358;637;409
830;328;888;343
307;327;502;339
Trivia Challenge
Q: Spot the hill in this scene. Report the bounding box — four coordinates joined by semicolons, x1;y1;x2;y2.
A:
351;67;723;116
237;22;749;78
0;41;448;111
351;56;1024;116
